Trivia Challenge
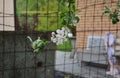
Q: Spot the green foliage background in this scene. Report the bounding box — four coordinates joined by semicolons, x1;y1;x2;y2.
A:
16;0;60;31
16;0;76;31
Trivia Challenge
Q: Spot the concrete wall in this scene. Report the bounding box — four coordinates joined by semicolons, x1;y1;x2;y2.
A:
76;0;120;51
0;31;55;78
0;0;15;31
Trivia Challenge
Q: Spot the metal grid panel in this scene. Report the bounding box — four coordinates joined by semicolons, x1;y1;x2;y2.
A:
1;0;120;78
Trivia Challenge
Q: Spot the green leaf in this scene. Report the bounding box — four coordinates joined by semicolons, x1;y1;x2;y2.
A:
109;14;113;19
32;41;37;49
34;48;39;53
114;9;119;15
102;6;111;14
75;16;80;23
112;18;119;24
30;38;48;54
27;36;33;43
37;42;43;48
69;0;74;3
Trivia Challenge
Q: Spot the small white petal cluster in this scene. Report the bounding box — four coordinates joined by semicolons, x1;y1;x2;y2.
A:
51;27;70;45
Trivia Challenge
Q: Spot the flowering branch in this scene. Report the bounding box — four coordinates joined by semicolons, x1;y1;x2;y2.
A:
51;0;80;45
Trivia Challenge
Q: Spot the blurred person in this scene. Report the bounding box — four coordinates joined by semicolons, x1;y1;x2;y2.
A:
104;32;119;76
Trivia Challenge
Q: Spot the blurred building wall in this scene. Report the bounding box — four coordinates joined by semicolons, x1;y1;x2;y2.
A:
0;0;14;31
76;0;119;51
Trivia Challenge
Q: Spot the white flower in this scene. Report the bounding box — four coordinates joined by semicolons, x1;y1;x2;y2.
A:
57;38;63;45
51;32;55;35
64;28;70;36
56;29;61;34
63;36;68;41
53;38;57;43
68;33;73;38
56;34;62;38
51;37;57;43
51;26;71;45
60;30;65;36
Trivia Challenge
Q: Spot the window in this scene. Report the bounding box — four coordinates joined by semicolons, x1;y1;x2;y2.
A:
87;36;106;51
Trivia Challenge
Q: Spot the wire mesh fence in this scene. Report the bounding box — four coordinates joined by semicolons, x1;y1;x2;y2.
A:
1;0;120;78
